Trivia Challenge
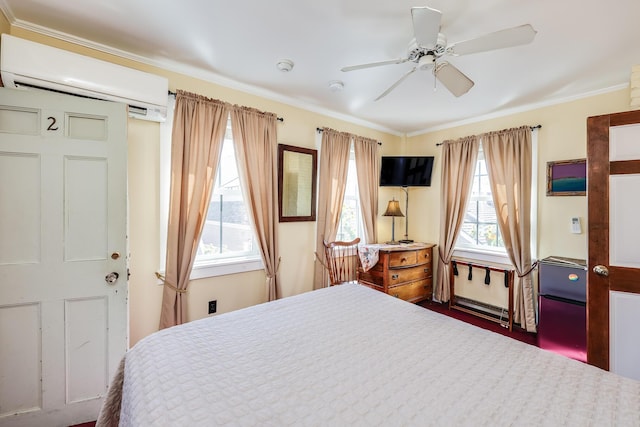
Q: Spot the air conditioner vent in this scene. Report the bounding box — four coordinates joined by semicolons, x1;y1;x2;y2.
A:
15;81;105;102
1;34;168;122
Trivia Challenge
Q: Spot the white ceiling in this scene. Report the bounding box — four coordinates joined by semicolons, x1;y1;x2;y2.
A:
1;0;639;134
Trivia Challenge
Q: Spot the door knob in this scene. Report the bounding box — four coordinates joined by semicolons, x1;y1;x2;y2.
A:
105;272;120;284
593;265;609;277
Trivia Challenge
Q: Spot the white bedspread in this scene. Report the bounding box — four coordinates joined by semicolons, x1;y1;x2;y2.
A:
105;284;640;426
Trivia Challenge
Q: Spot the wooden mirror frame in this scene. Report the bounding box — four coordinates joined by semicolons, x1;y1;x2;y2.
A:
278;144;317;222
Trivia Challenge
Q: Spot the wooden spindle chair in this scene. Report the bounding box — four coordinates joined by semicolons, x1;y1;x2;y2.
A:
323;237;361;285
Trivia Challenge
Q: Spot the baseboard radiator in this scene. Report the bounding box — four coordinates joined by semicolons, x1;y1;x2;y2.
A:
454;295;510;324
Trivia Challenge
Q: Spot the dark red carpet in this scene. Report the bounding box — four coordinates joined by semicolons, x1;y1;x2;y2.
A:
419;299;538;346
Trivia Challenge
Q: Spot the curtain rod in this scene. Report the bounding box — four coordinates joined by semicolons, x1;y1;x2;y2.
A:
435;124;542;146
168;90;283;122
315;127;382;145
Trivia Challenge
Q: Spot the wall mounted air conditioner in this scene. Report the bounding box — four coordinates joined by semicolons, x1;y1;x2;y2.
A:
0;34;168;122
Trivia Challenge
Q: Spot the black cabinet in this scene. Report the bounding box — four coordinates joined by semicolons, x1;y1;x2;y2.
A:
538;256;587;362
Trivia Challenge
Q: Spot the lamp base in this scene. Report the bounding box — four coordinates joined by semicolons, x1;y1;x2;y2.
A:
385;240;400;245
398;239;414;244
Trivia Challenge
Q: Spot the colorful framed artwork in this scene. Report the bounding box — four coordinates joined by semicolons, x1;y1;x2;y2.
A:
546;159;587;196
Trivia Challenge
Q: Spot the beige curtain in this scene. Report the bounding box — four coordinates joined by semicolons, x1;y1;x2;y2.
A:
230;106;281;301
435;136;480;302
354;136;380;244
313;128;352;289
159;91;229;329
483;126;536;332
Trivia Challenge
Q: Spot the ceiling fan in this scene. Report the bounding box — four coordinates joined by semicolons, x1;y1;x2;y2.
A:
341;6;537;101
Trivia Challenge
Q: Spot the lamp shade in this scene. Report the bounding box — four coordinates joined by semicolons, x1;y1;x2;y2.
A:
383;199;404;217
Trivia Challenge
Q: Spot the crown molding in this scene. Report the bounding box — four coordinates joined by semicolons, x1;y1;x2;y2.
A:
407;83;629;137
4;16;402;137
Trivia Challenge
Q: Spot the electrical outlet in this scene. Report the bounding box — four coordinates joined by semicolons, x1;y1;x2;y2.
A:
208;300;217;314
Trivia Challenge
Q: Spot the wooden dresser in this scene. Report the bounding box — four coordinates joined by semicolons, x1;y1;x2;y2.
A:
358;243;435;303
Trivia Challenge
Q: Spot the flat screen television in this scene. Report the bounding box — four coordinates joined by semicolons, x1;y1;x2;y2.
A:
379;156;434;187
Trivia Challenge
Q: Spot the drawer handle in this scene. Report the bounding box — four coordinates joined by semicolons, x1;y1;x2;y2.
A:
423;285;429;289
391;274;399;280
393;293;399;298
424;268;430;273
401;257;407;263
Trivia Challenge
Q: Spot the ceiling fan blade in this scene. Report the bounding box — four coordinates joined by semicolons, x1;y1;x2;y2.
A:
341;58;408;72
374;67;417;101
411;6;442;49
449;24;537;56
434;62;474;97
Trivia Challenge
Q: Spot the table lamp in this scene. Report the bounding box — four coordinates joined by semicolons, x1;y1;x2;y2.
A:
383;198;404;244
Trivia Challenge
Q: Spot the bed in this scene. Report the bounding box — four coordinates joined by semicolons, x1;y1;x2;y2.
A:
98;283;640;426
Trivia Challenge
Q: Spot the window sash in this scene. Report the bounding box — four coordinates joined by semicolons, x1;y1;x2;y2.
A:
194;123;260;266
455;130;539;260
456;144;506;253
159;109;262;279
336;143;363;242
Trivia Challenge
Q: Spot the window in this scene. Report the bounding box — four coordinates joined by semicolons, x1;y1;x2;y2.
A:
456;144;506;254
336;143;364;242
159;110;262;279
193;122;260;269
455;134;539;262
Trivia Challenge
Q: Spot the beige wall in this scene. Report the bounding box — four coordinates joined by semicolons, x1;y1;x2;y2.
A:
381;90;630;310
0;11;8;35
404;89;630;261
1;25;631;345
3;27;400;346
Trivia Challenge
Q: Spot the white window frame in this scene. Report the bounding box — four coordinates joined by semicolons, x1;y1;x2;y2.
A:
159;98;263;280
336;141;364;243
453;131;538;264
314;132;364;246
456;144;507;257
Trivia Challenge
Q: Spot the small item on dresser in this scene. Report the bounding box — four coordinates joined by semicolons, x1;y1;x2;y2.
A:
357;244;381;272
468;263;473;280
484;267;491;285
452;260;459;276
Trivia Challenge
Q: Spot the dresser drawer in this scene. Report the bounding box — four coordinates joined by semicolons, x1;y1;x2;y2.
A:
388;250;417;267
358;280;384;293
389;278;433;302
387;264;431;284
358;268;382;285
417;248;431;265
356;243;435;303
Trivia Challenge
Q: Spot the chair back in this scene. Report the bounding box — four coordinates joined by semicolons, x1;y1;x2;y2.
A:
323;238;361;285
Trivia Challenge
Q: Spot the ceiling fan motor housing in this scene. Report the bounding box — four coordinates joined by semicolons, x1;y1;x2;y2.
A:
418;55;435;70
408;32;447;65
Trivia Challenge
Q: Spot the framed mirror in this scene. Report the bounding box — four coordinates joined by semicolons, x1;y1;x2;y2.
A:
278;144;317;222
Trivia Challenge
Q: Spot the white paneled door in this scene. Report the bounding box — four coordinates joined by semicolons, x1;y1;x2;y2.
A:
0;88;128;426
587;110;640;381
